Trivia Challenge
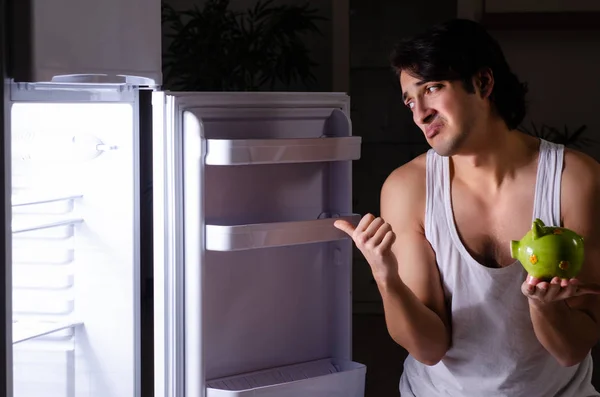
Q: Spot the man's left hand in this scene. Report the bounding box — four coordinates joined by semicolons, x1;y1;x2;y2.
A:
522;275;600;305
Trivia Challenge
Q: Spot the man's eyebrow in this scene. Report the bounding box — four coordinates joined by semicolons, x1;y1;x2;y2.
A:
402;80;427;102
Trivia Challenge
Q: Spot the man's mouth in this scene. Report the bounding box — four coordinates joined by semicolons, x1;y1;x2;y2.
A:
425;123;444;139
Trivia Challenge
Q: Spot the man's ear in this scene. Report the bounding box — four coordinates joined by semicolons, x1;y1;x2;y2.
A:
475;68;494;99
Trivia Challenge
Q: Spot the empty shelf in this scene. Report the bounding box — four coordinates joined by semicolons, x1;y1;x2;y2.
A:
12;217;83;234
12;193;83;207
206;214;360;251
206;358;366;397
13;321;81;344
205;137;361;165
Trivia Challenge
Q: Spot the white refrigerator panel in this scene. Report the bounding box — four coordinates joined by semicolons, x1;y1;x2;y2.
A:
153;92;366;397
9;0;161;85
8;83;141;397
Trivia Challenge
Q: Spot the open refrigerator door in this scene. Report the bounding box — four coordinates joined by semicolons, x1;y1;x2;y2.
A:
7;82;145;397
153;92;366;397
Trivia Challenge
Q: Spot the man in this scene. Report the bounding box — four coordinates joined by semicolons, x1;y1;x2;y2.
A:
334;19;600;396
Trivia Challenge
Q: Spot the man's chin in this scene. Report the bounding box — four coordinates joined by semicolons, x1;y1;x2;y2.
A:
432;148;453;157
429;133;467;157
430;141;459;157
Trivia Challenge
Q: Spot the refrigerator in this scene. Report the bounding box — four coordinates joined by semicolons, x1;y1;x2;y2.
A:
0;0;366;396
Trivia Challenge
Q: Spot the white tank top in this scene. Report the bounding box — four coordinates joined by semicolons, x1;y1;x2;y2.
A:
399;139;599;397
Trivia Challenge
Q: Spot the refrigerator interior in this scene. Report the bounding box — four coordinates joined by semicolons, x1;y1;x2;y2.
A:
156;93;366;397
9;84;140;397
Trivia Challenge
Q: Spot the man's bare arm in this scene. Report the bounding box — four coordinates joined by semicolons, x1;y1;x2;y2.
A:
376;159;450;365
527;150;600;366
335;158;450;365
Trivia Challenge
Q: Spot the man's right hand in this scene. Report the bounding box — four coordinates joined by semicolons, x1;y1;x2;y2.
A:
334;213;399;283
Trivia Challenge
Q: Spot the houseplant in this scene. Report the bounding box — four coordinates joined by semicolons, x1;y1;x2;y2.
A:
161;0;326;91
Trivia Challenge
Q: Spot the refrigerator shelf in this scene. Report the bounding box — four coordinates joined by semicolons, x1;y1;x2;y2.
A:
12;217;84;234
12;193;83;207
205;214;360;251
205;137;361;165
206;358;366;397
12;321;81;344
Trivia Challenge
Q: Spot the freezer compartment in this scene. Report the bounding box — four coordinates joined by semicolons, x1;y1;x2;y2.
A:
206;358;366;397
205;137;361;165
206;214;359;251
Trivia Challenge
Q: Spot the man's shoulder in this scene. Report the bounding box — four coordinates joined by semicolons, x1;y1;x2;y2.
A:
381;152;428;207
561;148;600;220
562;148;599;190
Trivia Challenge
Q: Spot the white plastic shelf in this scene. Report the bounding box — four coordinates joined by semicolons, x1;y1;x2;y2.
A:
12;193;82;207
206;358;366;397
206;214;360;251
12;217;83;234
13;321;80;344
205;137;361;166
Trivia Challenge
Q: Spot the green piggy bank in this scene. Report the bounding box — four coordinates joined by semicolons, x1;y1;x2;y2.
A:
510;218;585;280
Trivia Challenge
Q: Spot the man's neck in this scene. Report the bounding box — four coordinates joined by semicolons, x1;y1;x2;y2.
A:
450;123;539;194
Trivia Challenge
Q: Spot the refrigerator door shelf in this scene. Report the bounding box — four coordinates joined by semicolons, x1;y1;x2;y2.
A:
205;137;362;166
206;358;366;397
205;214;360;251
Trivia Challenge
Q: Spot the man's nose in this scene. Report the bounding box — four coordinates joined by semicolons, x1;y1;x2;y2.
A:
414;101;436;124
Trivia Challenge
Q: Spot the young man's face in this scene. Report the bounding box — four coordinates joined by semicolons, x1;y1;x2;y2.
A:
400;71;486;157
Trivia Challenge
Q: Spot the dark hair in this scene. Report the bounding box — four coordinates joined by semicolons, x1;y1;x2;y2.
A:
390;19;528;130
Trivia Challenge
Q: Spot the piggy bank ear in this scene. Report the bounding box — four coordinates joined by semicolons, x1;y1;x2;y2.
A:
532;218;545;240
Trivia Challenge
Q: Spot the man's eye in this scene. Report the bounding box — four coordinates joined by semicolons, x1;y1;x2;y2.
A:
406;102;415;110
427;85;440;93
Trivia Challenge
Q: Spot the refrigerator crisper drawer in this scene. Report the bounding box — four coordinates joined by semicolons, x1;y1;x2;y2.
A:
206;358;366;397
